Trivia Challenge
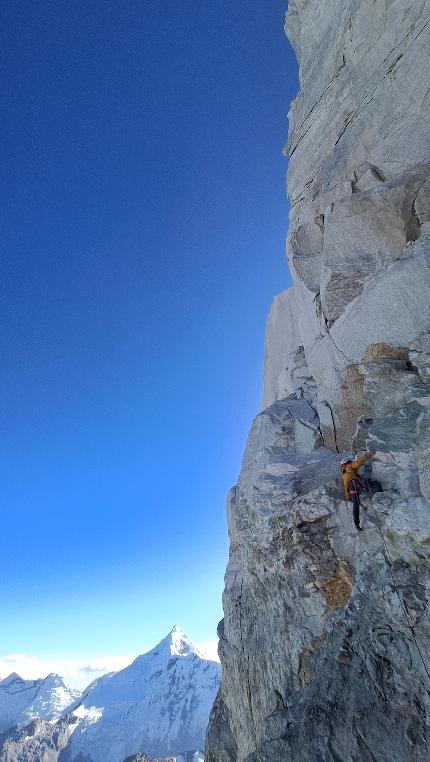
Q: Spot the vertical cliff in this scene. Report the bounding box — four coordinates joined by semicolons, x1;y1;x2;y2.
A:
206;2;430;760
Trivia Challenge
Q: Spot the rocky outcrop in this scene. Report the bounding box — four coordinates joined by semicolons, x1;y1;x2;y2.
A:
0;724;202;762
0;716;77;762
206;2;430;760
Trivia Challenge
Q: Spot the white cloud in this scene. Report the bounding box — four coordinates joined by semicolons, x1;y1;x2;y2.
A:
0;643;220;692
0;653;136;691
196;640;220;663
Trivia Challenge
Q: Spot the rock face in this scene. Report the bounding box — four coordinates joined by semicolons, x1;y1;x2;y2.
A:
0;716;77;762
206;2;430;760
0;723;203;762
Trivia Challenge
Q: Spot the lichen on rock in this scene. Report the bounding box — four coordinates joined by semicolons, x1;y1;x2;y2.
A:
206;2;430;760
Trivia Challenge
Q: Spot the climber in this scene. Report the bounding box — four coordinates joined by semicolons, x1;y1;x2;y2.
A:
340;451;381;531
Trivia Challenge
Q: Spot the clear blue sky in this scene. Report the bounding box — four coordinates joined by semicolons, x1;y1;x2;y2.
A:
1;0;297;660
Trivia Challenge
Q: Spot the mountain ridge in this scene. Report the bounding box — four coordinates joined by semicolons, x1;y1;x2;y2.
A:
0;671;79;732
0;627;220;762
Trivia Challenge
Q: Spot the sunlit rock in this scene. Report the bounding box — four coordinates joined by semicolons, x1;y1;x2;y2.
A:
206;1;430;759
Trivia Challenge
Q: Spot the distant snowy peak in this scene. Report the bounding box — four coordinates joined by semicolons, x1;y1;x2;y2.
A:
67;626;221;761
167;625;204;657
0;629;219;761
27;673;80;721
0;672;25;688
134;626;203;666
0;672;79;732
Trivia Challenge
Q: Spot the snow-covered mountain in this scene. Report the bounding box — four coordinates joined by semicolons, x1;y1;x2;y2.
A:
0;672;79;731
0;627;219;761
66;626;220;761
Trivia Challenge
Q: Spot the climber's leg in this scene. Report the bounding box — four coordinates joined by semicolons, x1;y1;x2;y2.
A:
351;491;362;529
368;479;382;495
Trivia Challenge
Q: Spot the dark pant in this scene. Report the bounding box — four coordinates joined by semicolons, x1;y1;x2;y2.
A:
351;491;361;527
350;478;382;527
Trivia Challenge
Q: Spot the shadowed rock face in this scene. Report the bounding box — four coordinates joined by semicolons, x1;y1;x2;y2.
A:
0;716;78;762
206;2;430;760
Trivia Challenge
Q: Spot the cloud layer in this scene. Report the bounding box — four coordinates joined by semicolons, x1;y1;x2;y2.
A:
0;642;219;692
0;653;136;691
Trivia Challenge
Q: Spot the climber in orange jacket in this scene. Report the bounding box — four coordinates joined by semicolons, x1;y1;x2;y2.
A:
341;451;381;531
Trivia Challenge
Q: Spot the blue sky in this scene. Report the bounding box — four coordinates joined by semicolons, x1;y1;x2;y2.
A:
1;0;297;674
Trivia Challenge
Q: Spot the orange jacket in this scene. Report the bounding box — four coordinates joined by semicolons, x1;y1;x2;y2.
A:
341;453;373;499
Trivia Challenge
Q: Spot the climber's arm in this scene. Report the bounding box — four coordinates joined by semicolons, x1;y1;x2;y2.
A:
351;451;375;470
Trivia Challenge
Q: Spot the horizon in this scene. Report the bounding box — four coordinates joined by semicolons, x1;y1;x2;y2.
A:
0;625;220;691
1;1;297;669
